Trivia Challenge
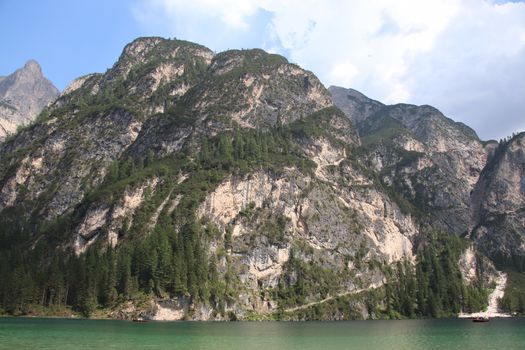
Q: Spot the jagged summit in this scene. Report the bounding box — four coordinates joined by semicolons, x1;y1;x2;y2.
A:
330;85;480;142
329;85;384;124
23;59;42;73
189;46;331;130
121;36;211;58
0;59;59;141
114;36;214;74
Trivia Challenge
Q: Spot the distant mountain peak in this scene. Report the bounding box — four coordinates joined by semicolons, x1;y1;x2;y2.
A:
23;59;42;73
0;59;59;141
328;85;384;124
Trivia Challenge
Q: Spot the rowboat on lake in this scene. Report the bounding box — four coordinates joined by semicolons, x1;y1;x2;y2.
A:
472;316;489;323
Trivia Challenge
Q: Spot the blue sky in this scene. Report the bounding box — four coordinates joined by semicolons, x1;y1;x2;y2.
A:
0;0;277;90
1;0;524;140
1;1;144;89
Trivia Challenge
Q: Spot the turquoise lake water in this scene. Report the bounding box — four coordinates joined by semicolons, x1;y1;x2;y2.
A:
0;317;524;350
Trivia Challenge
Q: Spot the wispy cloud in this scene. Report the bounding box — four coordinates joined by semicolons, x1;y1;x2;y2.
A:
133;0;525;140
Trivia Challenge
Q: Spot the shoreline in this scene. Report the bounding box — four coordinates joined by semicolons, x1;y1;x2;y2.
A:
458;271;512;319
1;314;520;322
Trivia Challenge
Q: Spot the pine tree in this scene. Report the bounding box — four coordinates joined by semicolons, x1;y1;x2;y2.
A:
102;249;118;307
208;255;220;304
116;247;133;297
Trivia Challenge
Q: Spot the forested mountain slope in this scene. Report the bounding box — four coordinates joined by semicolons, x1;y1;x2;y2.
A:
0;38;522;320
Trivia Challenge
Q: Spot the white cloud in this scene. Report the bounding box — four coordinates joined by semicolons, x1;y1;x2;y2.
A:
405;0;525;139
133;0;525;139
328;62;359;88
136;0;259;29
258;0;461;105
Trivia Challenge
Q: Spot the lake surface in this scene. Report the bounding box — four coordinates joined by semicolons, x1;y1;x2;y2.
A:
0;317;524;350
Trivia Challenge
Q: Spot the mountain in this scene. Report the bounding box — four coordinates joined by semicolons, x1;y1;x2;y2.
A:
330;86;493;235
329;86;525;259
0;60;59;141
470;132;525;270
0;37;522;320
329;86;384;124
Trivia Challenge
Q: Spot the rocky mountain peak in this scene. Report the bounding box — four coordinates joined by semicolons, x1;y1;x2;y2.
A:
328;85;384;124
22;59;42;75
121;37;165;60
92;37;214;101
0;60;59;141
331;86;490;235
209;49;287;75
52;37;216;119
118;37;213;67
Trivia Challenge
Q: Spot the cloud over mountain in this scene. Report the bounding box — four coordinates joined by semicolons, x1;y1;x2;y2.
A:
134;0;525;140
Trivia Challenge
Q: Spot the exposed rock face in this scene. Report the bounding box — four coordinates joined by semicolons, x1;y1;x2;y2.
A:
470;133;525;268
73;177;160;254
192;121;416;313
331;86;489;235
0;60;59;140
331;85;524;270
0;38;338;227
458;245;499;286
0;38;213;223
60;74;96;96
0;108;142;221
328;86;383;124
191;50;332;131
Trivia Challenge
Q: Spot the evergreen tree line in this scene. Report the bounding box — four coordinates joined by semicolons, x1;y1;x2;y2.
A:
499;271;525;315
196;127;315;174
379;232;488;318
276;230;490;319
0;219;232;317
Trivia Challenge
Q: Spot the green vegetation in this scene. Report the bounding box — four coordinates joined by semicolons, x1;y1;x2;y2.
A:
197;127;315;175
288;106;356;145
276;248;345;310
276;229;489;320
213;49;288;82
0;99;497;320
358;112;408;146
383;230;487;318
281;291;369;321
481;132;524;177
0;112;327;317
499;270;525;315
